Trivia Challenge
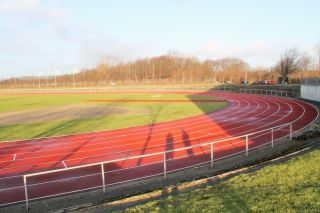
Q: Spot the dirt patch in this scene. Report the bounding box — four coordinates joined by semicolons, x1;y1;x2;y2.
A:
0;105;148;125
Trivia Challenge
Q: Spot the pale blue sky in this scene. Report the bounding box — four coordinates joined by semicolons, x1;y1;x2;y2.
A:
1;0;320;78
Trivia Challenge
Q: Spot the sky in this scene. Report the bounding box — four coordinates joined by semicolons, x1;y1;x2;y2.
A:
0;0;320;79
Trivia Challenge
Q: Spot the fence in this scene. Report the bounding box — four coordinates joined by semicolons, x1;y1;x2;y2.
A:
301;85;320;102
0;86;290;97
239;88;288;97
21;122;296;210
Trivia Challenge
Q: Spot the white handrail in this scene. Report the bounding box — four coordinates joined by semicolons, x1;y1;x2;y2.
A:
24;122;292;178
239;88;288;97
22;122;293;209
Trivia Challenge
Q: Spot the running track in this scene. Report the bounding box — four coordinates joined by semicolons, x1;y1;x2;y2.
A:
0;91;318;207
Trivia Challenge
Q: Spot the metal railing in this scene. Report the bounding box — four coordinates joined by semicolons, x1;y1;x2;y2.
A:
239;88;288;97
22;122;295;209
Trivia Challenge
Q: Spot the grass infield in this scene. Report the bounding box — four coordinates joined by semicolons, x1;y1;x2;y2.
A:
0;93;227;142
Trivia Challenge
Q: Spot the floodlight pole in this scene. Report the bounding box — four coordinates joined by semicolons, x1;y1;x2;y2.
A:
73;69;75;87
54;71;57;88
38;72;41;89
245;70;248;83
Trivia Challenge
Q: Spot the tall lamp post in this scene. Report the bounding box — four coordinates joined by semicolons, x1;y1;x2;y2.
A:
38;71;41;89
72;68;78;87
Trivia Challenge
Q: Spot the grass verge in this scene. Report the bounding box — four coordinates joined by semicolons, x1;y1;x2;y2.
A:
123;147;320;213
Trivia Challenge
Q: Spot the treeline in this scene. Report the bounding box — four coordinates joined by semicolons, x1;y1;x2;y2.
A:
1;54;320;88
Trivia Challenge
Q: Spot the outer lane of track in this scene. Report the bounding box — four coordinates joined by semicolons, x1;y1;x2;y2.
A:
0;91;318;207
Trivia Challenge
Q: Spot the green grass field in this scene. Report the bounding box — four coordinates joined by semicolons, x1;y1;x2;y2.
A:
0;93;227;142
124;147;320;213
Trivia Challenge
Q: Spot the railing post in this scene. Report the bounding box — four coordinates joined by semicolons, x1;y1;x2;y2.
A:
290;123;292;141
210;143;214;168
245;135;249;157
101;163;106;193
163;153;167;180
271;128;274;148
24;176;29;210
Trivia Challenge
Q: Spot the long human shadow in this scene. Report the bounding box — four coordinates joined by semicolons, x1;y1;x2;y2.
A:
182;130;194;155
165;133;174;160
136;103;164;165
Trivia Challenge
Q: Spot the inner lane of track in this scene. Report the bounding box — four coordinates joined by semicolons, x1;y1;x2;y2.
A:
0;92;318;206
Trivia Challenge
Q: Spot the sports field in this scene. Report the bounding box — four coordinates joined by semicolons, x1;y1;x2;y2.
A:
0;91;318;208
0;92;227;142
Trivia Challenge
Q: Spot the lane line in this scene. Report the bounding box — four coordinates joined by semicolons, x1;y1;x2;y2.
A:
62;161;68;168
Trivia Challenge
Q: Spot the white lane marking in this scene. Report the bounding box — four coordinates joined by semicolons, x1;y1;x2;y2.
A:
198;130;215;136
62;161;68;168
0;94;311;172
13;154;16;161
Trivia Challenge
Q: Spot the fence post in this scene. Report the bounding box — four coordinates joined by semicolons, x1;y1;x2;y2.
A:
163;153;167;180
271;128;274;148
290;123;292;141
101;163;106;193
210;143;214;168
245;135;249;157
24;176;29;210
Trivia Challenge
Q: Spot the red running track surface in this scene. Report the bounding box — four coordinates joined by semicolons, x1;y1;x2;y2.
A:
0;92;318;207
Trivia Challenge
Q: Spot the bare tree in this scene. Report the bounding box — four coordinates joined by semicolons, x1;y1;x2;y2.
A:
300;53;311;84
315;44;320;70
275;48;302;83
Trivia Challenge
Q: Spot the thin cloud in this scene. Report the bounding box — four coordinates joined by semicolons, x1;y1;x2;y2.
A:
0;0;40;13
194;38;315;67
0;0;69;38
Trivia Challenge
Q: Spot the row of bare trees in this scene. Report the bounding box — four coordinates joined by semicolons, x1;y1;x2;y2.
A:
274;48;320;84
1;50;320;88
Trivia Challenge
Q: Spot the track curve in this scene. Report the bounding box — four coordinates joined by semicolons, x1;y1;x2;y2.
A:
0;91;318;207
